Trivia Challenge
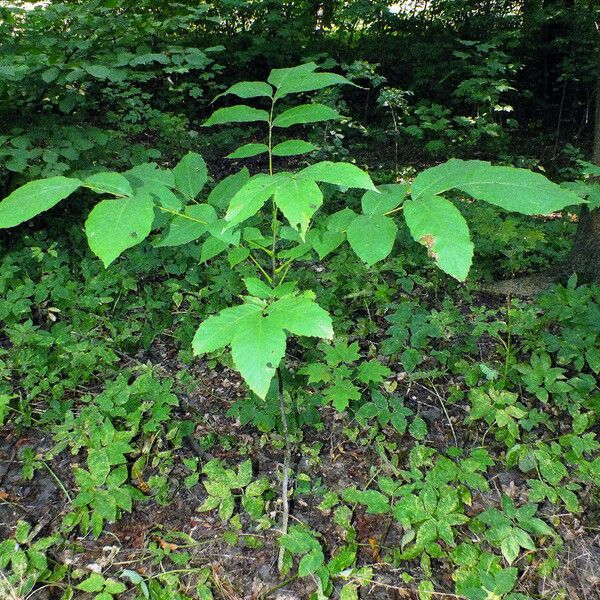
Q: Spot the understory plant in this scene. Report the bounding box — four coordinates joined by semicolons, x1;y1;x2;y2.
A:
0;62;588;579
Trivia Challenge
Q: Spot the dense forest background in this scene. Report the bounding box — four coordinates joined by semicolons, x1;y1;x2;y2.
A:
1;2;600;600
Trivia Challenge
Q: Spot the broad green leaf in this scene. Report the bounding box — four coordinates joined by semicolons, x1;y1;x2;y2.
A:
85;193;155;267
268;62;318;88
307;228;345;259
147;186;182;211
154;204;217;247
578;160;600;176
272;140;318;156
226;143;269;159
347;213;397;266
412;159;581;214
340;584;359;600
208;168;250;209
562;181;600;210
280;526;320;553
77;573;106;593
343;488;390;514
275;71;355;99
244;277;274;299
173;152;208;200
300;161;377;191
231;312;287;398
203;105;269;127
225;173;290;227
125;163;175;190
298;549;325;577
200;236;229;262
273;104;341;128
416;519;438;547
266;295;333;339
85;172;133;197
208;220;241;245
215;81;273;101
404;194;473;281
361;184;408;215
500;535;520;564
273;176;323;236
192;303;262;355
85;64;123;81
0;176;81;229
411;159;488;198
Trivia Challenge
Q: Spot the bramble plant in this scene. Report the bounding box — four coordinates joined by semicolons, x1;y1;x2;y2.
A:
0;62;588;574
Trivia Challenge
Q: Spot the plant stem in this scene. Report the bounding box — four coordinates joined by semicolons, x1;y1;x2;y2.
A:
276;367;291;572
41;460;73;503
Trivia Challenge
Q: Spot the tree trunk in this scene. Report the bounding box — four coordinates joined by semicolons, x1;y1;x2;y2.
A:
564;62;600;283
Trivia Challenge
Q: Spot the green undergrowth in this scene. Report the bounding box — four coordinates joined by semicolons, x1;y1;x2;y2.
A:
0;211;598;600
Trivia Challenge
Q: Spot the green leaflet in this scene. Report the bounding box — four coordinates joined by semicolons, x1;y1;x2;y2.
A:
208;168;250;209
192;303;262;354
412;158;581;214
203;105;270;127
146;186;182;211
225;173;290;227
173;152;208;200
273;104;341;128
85;172;133;197
299;161;377;191
273;176;323;237
193;294;333;398
273;70;355;99
200;236;229;263
272;140;317;156
361;184;408;215
266;295;333;339
562;181;600;210
124;163;175;190
404;194;474;281
0;176;81;228
347;213;397;267
268;62;318;89
85;193;156;267
226;143;269;159
153;204;217;247
231;313;287;399
215;81;273;101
